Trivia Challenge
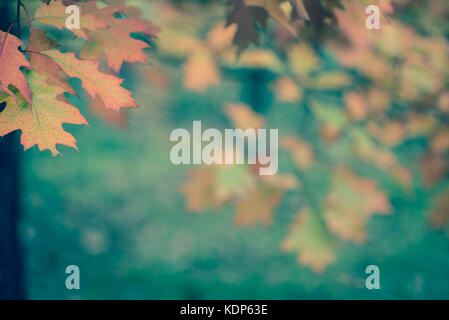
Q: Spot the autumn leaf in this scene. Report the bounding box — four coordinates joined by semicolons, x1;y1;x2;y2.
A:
224;102;265;130
88;95;127;127
207;22;237;52
226;0;269;52
234;183;283;226
0;31;31;105
0;72;87;155
236;48;283;71
439;92;449;112
429;187;449;236
181;167;225;212
324;167;391;242
43;50;137;111
183;50;220;92
234;174;297;226
245;0;298;36
282;207;337;273
431;129;449;154
351;128;412;188
80;2;159;72
281;136;314;170
287;43;320;78
34;0;107;40
273;76;302;102
367;121;406;147
420;152;448;187
306;71;351;90
27;28;75;95
344;91;368;121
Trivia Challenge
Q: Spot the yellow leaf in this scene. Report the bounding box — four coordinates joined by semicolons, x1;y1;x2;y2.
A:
0;72;87;155
44;50;138;111
183;50;220;92
224;102;265;130
281;136;314;170
207;22;237;52
324;167;391;242
306;71;351;90
282;208;337;273
274;77;302;102
288;43;320;78
237;49;283;72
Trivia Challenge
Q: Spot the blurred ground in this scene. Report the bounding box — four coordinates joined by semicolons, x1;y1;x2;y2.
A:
20;64;449;300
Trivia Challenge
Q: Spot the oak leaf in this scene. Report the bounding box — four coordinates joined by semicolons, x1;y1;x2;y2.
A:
27;28;75;95
80;2;159;72
181;168;225;212
34;0;107;40
224;102;265;130
274;76;302;102
0;31;31;105
281;136;314;170
183;50;220;92
324;167;391;242
226;0;269;52
282;208;337;273
0;72;87;155
234;175;297;226
234;183;283;226
43;50;137;111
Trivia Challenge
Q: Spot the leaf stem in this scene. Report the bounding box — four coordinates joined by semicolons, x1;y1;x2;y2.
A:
0;22;16;57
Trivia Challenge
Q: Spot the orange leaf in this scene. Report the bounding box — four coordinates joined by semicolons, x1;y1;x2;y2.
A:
224;102;264;130
35;0;107;40
0;31;31;105
80;3;159;72
281;136;314;170
282;208;337;273
182;50;220;92
234;184;283;226
0;72;87;155
274;77;302;102
420;152;448;187
226;0;268;52
44;50;137;111
429;187;449;236
27;28;75;95
181;168;225;212
324;167;391;242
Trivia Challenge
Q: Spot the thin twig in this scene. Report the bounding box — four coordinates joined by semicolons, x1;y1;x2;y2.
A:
19;2;32;30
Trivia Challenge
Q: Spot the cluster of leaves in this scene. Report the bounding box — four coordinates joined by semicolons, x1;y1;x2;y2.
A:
150;0;449;272
0;0;159;155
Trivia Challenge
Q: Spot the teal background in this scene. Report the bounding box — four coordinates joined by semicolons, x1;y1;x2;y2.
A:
20;66;449;300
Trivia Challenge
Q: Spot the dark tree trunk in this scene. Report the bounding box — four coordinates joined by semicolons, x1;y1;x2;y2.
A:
0;133;24;300
0;1;25;300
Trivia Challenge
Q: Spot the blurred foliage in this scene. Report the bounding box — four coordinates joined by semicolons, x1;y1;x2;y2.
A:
5;0;449;299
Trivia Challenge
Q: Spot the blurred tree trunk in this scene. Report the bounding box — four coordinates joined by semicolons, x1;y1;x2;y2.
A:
0;0;25;300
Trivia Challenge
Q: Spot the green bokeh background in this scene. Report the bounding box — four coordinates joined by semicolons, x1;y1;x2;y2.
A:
20;63;449;299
